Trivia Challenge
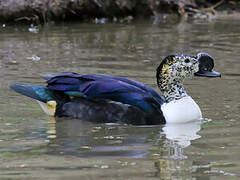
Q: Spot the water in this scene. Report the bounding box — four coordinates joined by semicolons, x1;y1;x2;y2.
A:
0;20;239;179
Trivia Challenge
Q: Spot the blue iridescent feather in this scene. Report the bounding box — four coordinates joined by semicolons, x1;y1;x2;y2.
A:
45;72;165;114
10;72;166;124
10;83;70;105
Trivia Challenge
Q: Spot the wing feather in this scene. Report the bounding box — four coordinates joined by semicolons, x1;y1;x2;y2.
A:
44;72;165;114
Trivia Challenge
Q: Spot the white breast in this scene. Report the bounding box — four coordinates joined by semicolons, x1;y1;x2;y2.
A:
161;96;202;123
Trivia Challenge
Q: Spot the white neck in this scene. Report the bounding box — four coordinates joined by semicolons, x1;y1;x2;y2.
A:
161;96;202;123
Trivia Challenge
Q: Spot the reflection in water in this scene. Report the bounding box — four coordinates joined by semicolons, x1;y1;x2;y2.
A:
44;118;161;158
154;121;202;179
46;117;57;139
40;118;203;179
42;118;201;159
163;121;201;148
154;158;196;180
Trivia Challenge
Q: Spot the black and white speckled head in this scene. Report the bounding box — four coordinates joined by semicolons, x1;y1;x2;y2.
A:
157;54;199;83
156;53;220;102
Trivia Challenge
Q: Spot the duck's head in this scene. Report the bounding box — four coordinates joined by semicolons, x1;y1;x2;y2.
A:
156;53;221;101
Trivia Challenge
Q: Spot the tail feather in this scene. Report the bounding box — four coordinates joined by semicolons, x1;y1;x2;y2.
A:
10;83;70;104
10;83;51;103
10;83;70;116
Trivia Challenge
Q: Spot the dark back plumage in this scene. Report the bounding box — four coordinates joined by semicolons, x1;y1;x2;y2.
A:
11;72;166;124
45;72;165;114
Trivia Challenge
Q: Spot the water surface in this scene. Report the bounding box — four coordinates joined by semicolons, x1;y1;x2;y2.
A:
0;20;239;179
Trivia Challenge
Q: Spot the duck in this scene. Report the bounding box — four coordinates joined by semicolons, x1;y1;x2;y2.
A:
10;53;221;125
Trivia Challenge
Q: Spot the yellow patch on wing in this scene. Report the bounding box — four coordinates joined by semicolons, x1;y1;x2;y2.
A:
46;101;57;116
36;100;57;116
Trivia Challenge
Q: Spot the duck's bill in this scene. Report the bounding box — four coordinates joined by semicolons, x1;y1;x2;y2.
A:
195;52;221;78
194;70;221;77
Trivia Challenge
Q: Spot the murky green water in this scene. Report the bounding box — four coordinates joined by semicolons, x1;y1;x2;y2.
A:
0;20;239;179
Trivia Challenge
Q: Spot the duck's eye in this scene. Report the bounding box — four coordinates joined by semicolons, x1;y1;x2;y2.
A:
184;59;190;63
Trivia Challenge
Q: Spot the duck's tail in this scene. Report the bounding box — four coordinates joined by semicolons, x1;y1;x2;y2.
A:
10;83;70;116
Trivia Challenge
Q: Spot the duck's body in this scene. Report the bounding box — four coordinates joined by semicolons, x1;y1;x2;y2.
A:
11;73;165;125
10;53;220;125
